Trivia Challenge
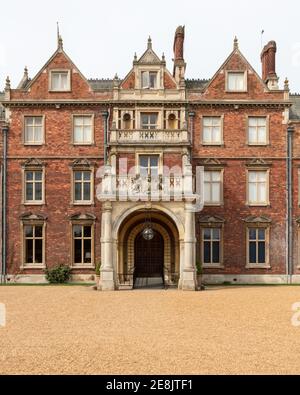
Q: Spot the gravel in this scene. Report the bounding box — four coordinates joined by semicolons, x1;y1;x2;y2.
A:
0;285;300;375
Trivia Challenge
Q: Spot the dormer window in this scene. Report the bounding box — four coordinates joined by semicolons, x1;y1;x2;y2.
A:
50;70;71;91
227;71;246;92
141;71;157;89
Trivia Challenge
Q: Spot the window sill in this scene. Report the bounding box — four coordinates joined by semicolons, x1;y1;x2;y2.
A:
204;203;223;207
72;143;95;146
71;265;95;270
202;143;224;147
24;202;45;206
49;90;71;93
72;202;94;206
246;265;271;270
247;203;270;207
202;265;224;269
20;265;46;270
24;143;44;146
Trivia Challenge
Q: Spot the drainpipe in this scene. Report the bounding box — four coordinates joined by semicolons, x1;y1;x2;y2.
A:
1;125;8;284
102;111;109;166
287;125;294;284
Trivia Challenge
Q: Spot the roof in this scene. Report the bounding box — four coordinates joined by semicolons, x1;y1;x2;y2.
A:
88;79;119;90
290;94;300;120
185;79;210;90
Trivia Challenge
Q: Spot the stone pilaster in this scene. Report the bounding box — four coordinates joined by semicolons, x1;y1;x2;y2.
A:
99;201;115;291
180;201;197;291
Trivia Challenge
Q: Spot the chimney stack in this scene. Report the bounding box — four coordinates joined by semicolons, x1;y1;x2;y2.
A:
173;26;186;84
261;41;279;90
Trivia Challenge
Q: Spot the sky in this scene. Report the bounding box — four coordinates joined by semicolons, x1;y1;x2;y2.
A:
1;0;300;93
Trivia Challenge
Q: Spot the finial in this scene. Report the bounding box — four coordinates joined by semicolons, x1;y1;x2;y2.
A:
284;77;290;91
114;73;118;80
162;52;165;61
147;36;152;50
113;74;119;87
5;76;10;90
134;52;137;62
234;36;239;50
24;66;28;78
57;22;63;50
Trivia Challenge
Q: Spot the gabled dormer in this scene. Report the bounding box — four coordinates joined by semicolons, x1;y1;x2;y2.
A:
10;35;102;101
115;36;183;101
188;37;286;102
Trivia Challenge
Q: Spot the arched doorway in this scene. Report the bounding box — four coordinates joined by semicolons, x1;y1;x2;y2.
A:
134;230;164;288
116;208;181;289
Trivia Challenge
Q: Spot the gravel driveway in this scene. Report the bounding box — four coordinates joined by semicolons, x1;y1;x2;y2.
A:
0;285;300;375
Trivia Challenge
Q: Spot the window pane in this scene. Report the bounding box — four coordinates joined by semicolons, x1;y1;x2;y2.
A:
73;225;82;238
258;184;267;202
75;183;82;201
212;241;220;263
203;128;211;143
258;229;265;240
83;126;92;142
249;242;257;264
258;127;266;143
83;172;91;181
204;241;211;263
26;171;34;181
35;171;42;181
26;239;33;264
74;240;82;263
74;126;83;143
34;127;42;143
150;156;158;167
212;127;221;142
150;114;157;125
212;172;221;182
25;127;34;143
51;73;60;90
258;242;266;264
35;226;43;238
75;172;82;181
249;127;257;143
139;156;148;168
35;239;43;263
149;73;157;88
84;240;92;263
142;72;149;88
26;183;33;201
83;183;91;200
84;226;91;238
212;183;220;202
25;225;33;238
249;172;257;182
203;229;211;240
204;184;211;202
35;182;42;201
213;229;220;240
249;183;257;202
249;229;257;240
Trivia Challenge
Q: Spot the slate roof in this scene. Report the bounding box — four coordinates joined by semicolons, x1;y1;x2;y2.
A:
290;94;300;120
185;79;210;91
88;79;119;90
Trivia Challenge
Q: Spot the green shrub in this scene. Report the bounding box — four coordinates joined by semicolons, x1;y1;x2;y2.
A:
95;261;101;276
45;265;71;284
196;261;203;275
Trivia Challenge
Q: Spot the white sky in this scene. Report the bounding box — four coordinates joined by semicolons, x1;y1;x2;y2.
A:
1;0;300;92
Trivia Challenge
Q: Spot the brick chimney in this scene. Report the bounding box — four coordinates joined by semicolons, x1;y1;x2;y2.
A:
173;25;186;85
261;41;279;90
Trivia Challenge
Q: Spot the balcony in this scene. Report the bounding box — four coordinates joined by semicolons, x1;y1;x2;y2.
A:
109;129;190;146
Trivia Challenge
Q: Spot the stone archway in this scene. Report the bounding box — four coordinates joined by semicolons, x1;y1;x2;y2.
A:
116;209;180;288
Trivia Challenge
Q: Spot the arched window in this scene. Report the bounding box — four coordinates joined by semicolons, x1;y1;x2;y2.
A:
168;113;177;130
123;113;131;130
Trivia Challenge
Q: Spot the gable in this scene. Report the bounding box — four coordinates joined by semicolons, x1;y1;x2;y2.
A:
193;44;284;101
11;49;95;100
120;70;135;89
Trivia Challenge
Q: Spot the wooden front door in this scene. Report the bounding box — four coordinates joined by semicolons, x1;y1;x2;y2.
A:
134;231;164;278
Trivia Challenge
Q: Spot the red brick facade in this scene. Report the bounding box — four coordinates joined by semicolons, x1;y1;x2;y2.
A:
0;28;298;285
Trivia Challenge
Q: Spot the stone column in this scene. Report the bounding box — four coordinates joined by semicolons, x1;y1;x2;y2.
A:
181;201;197;291
100;201;115;291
